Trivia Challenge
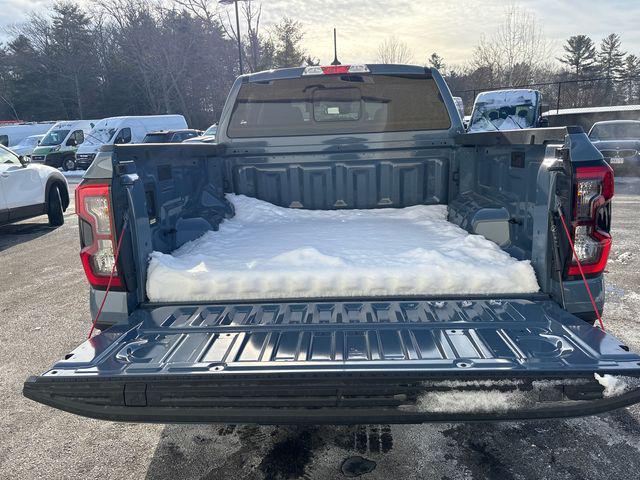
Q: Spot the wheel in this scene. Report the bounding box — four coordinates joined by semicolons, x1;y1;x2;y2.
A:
62;156;76;171
47;185;64;226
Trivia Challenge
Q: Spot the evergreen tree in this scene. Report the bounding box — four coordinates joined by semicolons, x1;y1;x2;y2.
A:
50;1;100;118
597;33;626;79
559;35;597;77
622;54;640;102
596;33;626;103
428;52;445;71
271;17;305;68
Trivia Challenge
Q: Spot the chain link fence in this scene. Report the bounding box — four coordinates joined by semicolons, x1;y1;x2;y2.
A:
452;76;640;115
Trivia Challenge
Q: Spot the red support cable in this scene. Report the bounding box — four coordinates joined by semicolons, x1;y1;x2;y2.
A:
557;211;605;331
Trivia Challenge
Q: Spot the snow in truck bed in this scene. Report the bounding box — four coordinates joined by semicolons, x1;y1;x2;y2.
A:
146;195;540;302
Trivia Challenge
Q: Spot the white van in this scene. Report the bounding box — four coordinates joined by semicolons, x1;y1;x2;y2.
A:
0;122;57;148
75;115;188;169
30;120;98;170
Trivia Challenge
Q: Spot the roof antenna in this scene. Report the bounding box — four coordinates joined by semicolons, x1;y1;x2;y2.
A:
331;28;341;65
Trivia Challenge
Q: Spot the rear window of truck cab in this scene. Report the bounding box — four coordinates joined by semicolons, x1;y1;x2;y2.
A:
227;74;452;138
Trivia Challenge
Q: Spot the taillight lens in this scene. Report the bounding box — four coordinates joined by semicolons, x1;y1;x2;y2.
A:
302;64;370;75
75;183;123;288
569;165;614;276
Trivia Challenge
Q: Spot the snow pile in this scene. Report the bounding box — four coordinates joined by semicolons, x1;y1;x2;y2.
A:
146;195;540;302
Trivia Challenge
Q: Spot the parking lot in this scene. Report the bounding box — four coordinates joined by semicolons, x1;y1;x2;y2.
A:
0;177;639;480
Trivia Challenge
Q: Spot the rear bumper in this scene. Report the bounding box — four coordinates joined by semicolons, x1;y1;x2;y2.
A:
23;372;640;424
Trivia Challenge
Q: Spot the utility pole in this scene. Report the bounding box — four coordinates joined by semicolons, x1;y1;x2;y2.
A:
220;0;244;74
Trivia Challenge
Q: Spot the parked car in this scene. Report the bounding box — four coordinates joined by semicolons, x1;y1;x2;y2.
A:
0;122;56;148
183;123;217;143
0;144;69;226
142;129;202;143
10;134;44;158
30;120;97;171
24;65;640;424
75;115;188;169
588;120;640;175
467;89;548;132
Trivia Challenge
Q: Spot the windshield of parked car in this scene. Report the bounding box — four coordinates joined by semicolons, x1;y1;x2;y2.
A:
227;74;451;138
40;130;70;146
14;135;41;148
204;124;217;136
589;122;640;141
85;128;117;145
143;133;170;143
468;90;538;132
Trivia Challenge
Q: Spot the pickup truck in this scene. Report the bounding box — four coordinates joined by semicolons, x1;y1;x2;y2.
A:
467;89;549;132
24;65;640;424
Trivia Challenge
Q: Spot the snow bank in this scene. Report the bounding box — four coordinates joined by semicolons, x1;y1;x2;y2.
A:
146;195;540;302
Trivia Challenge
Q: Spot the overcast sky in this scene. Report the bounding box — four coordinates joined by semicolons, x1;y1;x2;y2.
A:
2;0;639;66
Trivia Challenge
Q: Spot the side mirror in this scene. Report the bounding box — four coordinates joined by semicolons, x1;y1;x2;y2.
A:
19;155;30;166
67;138;77;147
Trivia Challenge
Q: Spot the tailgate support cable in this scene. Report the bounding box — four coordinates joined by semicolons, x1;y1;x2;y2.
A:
88;216;129;339
556;206;605;331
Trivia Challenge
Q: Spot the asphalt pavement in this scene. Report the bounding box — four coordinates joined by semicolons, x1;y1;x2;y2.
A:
1;177;640;480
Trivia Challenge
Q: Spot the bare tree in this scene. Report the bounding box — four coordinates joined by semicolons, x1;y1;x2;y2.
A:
172;0;218;27
472;5;552;85
375;36;414;64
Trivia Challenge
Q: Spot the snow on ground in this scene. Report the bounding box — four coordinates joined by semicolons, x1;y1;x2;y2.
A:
146;194;540;302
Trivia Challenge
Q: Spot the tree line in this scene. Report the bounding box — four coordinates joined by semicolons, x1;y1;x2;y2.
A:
426;6;640;111
0;0;309;127
2;2;639;124
371;7;639;111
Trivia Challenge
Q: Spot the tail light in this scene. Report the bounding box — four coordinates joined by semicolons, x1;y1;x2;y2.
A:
568;165;614;276
75;183;124;289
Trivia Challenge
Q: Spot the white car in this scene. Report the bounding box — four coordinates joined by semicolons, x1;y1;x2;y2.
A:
10;134;45;158
0;144;69;227
183;123;217;144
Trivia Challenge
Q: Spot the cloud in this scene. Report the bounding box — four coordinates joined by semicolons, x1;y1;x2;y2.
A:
2;0;640;66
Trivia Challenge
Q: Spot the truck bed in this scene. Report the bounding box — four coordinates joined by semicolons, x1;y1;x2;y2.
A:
146;194;539;302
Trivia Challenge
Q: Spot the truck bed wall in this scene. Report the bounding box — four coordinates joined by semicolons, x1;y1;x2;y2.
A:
110;137;561;302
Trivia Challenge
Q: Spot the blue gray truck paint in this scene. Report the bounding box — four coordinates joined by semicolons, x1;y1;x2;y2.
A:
24;66;640;422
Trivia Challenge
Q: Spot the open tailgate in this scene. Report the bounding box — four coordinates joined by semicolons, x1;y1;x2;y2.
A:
24;297;640;423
